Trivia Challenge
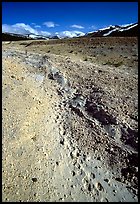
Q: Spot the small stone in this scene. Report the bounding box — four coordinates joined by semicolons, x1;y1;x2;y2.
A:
104;178;109;183
72;171;76;176
32;178;37;182
56;161;59;166
60;139;64;145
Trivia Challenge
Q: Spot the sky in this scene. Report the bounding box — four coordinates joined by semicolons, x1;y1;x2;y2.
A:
2;2;138;37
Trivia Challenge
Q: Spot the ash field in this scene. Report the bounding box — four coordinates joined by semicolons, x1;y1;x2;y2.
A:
2;36;138;202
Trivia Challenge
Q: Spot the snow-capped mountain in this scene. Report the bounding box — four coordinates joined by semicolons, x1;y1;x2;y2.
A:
27;34;49;40
86;22;138;37
2;31;84;40
2;22;138;41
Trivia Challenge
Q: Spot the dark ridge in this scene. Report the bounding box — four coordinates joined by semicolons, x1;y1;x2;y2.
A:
120;126;138;151
85;100;117;125
110;25;138;37
2;33;31;41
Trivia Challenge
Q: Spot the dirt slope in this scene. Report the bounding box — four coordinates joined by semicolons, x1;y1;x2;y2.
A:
2;39;138;202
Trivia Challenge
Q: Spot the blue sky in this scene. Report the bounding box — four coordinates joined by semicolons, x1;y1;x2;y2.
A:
2;2;138;37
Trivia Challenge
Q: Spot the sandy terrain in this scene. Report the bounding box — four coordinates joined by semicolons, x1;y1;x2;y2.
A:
2;37;138;202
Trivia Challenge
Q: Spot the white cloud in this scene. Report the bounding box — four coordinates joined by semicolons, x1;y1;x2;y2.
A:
40;31;51;36
31;23;41;29
56;30;85;38
2;23;38;35
2;23;51;36
14;23;39;34
34;25;41;28
70;24;84;29
89;25;97;31
43;21;59;28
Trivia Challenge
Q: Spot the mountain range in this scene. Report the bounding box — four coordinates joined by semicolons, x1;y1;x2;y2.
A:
2;22;138;41
86;22;138;37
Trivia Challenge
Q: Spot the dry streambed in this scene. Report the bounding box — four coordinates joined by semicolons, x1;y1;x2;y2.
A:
2;46;138;202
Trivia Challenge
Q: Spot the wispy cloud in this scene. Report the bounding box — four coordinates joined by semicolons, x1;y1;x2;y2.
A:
40;31;51;36
2;23;51;36
31;23;41;28
89;25;97;31
43;21;59;28
70;24;84;29
34;25;41;28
